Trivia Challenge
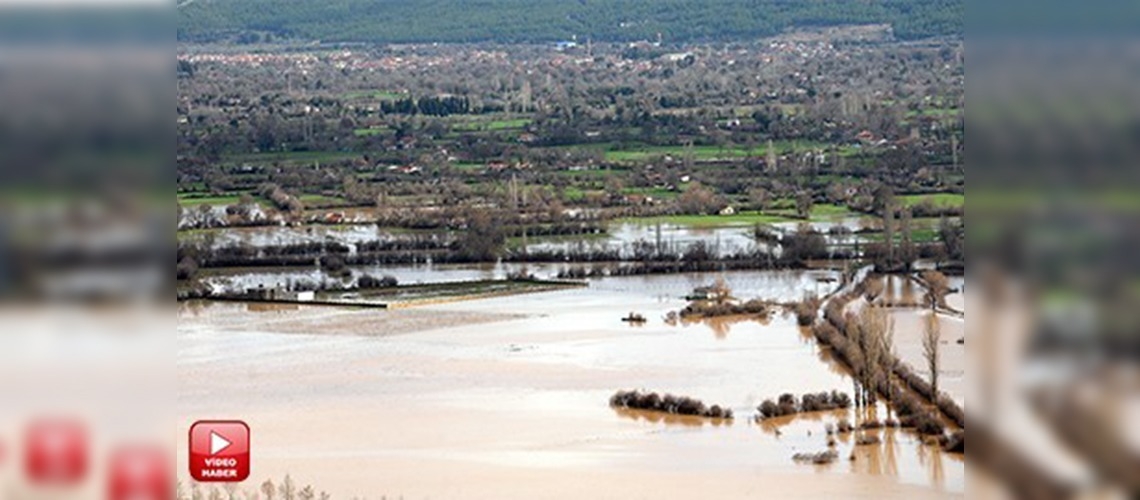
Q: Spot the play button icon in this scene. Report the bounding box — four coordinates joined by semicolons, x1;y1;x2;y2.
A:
189;421;249;483
209;432;231;455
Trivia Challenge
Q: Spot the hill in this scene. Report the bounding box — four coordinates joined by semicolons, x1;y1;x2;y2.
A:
177;0;962;44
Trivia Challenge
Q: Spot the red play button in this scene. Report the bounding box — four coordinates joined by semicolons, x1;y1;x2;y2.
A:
24;418;88;486
108;445;172;500
189;421;249;483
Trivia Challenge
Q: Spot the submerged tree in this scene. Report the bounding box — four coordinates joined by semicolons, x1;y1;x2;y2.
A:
456;208;505;261
923;309;942;398
855;305;894;407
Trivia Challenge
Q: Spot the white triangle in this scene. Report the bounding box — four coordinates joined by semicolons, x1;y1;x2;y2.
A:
210;431;232;455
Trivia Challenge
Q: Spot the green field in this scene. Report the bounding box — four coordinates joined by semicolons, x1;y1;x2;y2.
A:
450;162;487;171
177;194;247;206
602;140;853;163
623;187;678;199
224;151;361;166
905;108;962;119
298;194;348;206
899;193;964;209
451;117;532;132
865;228;939;243
343;90;404;100
354;128;389;137
618;204;858;228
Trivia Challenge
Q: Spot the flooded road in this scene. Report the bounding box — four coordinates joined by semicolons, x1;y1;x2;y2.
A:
178;271;964;499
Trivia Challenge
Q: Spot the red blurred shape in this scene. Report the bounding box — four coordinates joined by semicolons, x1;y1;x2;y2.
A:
108;445;172;500
189;421;250;483
24;418;88;486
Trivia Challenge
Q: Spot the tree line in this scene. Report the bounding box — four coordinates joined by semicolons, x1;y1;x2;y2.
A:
178;0;962;44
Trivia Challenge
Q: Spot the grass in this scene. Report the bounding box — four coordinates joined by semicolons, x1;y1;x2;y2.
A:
602;140;855;163
864;228;939;243
618;204;857;228
618;211;795;228
557;168;617;179
905;107;962;119
223;150;360;166
623;187;678;199
899;193;964;209
450;117;532;132
177;193;247;206
298;194;348;206
450;162;487;171
342;90;404;100
353;128;389;137
562;187;601;202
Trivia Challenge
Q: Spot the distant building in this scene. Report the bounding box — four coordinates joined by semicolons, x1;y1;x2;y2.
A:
686;285;730;302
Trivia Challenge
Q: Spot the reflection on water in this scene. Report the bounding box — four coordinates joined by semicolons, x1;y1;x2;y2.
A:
755;409;848;435
673;314;771;339
613;407;734;428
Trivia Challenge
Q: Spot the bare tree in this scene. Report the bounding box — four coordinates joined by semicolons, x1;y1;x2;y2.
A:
261;480;276;500
923;310;941;397
795;190;814;219
749;186;770;212
921;270;950;309
899;206;914;269
855;305;894;406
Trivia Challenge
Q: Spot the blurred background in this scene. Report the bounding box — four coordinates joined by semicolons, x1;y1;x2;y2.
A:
0;1;172;499
967;1;1140;497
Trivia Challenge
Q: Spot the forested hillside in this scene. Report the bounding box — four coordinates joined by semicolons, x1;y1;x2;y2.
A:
177;0;961;44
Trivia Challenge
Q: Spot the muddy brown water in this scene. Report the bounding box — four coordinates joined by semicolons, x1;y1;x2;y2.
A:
178;271;964;499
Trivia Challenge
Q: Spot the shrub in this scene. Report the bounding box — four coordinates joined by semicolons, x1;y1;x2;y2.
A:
936;394;966;428
609;390;731;419
942;431;964;453
836;419;854;433
778;393;797;407
758;390;851;419
793;450;838;464
357;274;398;289
176;256;199;281
913;412;945;436
893;392;922;418
758;400;780;418
793;295;821;326
708;405;724;419
831;390;852;409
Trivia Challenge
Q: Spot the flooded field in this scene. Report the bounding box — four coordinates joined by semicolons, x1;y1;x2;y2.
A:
181;218;883;259
178;270;963;499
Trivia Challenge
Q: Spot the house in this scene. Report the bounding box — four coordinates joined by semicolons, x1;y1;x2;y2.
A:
397;136;418;150
686;285;731;302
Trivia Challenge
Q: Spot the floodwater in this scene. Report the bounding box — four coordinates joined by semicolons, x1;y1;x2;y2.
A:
852;274;967;408
178;271;964;499
181;218;878;259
